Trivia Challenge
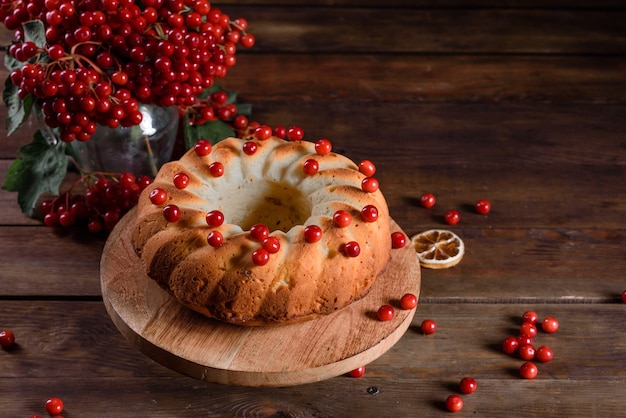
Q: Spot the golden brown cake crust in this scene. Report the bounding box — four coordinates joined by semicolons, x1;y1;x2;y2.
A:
131;136;391;326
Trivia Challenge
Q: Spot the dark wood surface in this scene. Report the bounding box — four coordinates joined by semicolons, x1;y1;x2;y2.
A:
1;1;625;417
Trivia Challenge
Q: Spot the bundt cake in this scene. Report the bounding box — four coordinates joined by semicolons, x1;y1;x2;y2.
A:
131;135;392;325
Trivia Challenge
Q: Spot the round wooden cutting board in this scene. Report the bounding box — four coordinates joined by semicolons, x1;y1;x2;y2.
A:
101;208;421;387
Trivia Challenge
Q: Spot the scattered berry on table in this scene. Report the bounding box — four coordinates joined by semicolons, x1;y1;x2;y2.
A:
541;316;559;333
348;366;365;378
420;319;437;335
518;344;536;361
444;209;460;225
519;362;538;379
0;329;15;347
459;377;478;394
420;193;436;208
501;336;519;355
445;394;463;412
45;397;64;415
475;199;491;214
621;289;626;303
377;305;395;321
521;310;539;325
520;322;538;338
535;345;554;363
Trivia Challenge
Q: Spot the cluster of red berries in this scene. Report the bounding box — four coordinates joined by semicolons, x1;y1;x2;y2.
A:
419;192;491;226
1;0;254;142
501;310;559;379
41;172;152;233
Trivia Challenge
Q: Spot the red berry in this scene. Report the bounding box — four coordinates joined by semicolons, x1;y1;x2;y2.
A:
535;345;554;363
518;344;536;361
519;362;538;379
254;125;272;140
517;334;533;347
209;162;224;177
304;225;322;243
243;141;257;155
400;293;417;309
173;173;190;189
361;177;379;193
420;319;437;335
348;366;365;378
207;231;224;247
358;160;376;177
502;336;519;355
206;210;225;227
250;224;270;241
149;188;167;205
444;209;460;225
163;204;180;222
333;210;352;228
521;310;539;324
315;138;332;155
0;330;15;347
475;199;491;214
303;159;319;175
445;394;463;412
343;241;360;257
459;377;477;394
361;205;379;222
541;316;559;333
622;289;626;303
391;231;406;249
252;248;270;266
194;139;212;156
420;193;436;208
520;322;538;338
262;237;281;254
287;125;304;141
377;304;395;321
45;398;64;415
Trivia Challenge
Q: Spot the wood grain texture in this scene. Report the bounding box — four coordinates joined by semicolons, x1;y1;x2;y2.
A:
0;302;624;416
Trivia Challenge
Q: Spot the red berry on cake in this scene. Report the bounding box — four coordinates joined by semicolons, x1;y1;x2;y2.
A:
361;205;379;222
194;139;212;156
209;162;224;177
287;125;304;141
250;224;270;241
262;237;281;253
163;204;180;222
206;210;225;227
333;210;352;227
173;173;190;189
243;141;258;155
207;231;224;247
358;160;376;177
361;177;379;193
315;138;332;155
304;225;323;243
303;159;319;175
343;241;360;257
254;125;272;140
149;188;167;205
252;248;270;266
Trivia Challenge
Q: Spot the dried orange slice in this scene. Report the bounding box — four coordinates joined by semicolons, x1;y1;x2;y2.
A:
411;229;464;269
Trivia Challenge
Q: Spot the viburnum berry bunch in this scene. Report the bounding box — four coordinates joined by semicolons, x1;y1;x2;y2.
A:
1;0;254;142
0;0;255;218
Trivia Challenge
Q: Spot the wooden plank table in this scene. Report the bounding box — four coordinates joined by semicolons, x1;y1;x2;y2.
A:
1;1;625;416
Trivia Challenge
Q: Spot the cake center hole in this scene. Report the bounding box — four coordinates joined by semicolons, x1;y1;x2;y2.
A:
224;181;311;233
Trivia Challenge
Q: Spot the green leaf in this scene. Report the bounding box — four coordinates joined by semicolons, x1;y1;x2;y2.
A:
3;77;34;135
22;19;47;48
2;131;68;216
183;116;235;150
